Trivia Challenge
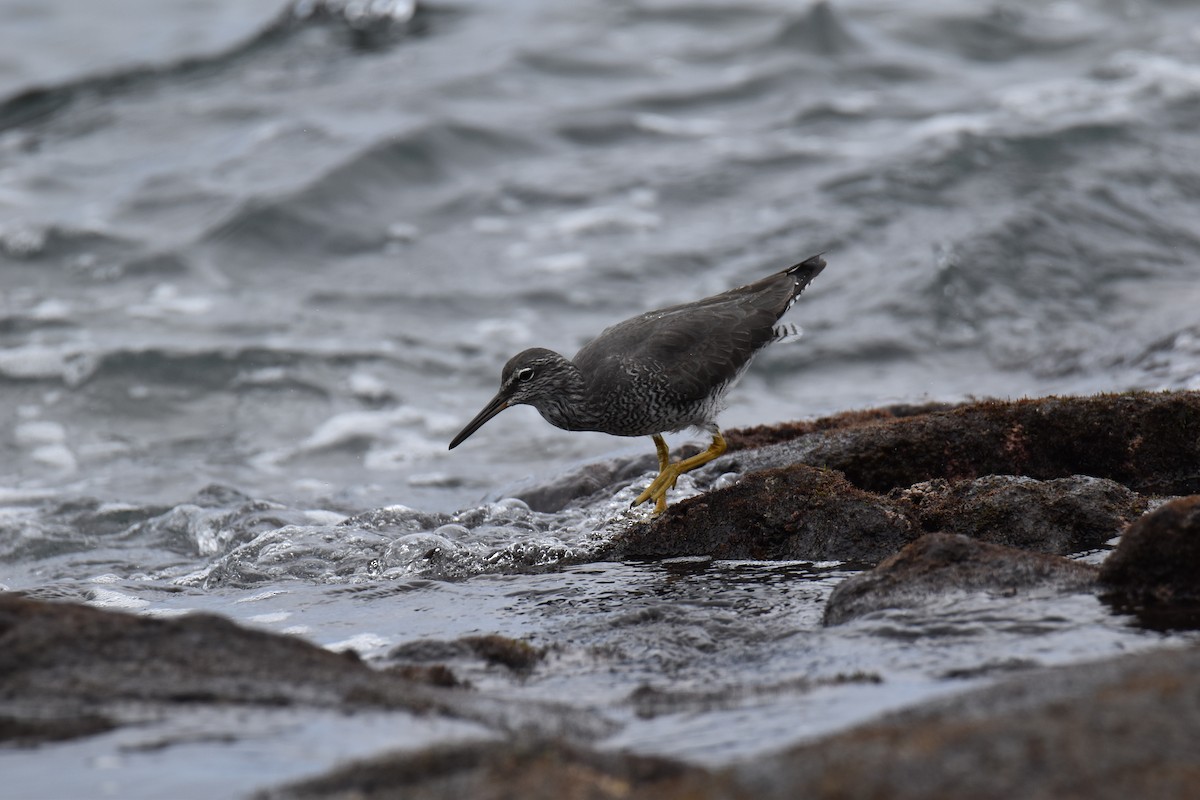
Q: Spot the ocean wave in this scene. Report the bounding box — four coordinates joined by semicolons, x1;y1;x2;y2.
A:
890;4;1101;64
771;1;863;57
179;498;623;587
0;0;440;134
200;120;539;262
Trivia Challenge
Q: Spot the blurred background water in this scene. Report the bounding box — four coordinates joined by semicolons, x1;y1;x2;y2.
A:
2;0;1200;797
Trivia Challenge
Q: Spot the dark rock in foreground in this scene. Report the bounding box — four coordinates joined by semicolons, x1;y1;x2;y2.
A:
0;594;606;746
822;533;1100;625
257;740;714;800
736;642;1200;800
1100;495;1200;628
263;643;1200;800
1100;494;1200;602
607;464;919;563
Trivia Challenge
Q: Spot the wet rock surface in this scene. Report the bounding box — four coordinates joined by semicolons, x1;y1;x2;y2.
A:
0;594;605;746
893;474;1146;554
263;644;1200;800
607;464;919;563
512;455;660;513
1100;495;1200;629
603;393;1196;568
727;391;1200;496
257;740;718;800
1100;495;1200;601
822;533;1100;625
735;641;1200;800
388;634;545;673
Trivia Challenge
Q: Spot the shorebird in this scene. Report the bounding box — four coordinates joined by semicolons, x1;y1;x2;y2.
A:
449;254;827;513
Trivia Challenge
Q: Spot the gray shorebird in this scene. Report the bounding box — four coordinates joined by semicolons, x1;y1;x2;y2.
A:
449;254;827;513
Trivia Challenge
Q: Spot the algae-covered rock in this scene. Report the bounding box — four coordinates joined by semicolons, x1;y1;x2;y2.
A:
823;532;1099;625
610;391;1196;565
1100;495;1200;628
608;464;919;563
731;391;1200;496
893;474;1145;554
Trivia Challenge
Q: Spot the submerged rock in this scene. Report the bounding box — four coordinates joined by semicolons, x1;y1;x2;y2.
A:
822;533;1099;625
893;474;1145;554
389;634;545;672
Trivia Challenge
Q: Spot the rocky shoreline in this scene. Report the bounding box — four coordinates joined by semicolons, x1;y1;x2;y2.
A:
4;390;1199;797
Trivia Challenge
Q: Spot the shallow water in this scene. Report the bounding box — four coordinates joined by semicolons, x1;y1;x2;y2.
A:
3;0;1200;796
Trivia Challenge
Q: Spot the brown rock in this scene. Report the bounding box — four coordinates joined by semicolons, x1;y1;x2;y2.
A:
264;644;1200;800
724;402;955;452
606;464;919;563
257;740;732;800
893;474;1146;554
731;391;1200;496
0;594;609;745
736;643;1200;800
513;457;660;513
1099;495;1200;627
823;532;1099;625
389;634;545;672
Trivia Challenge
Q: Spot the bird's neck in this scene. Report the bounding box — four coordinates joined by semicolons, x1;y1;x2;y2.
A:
531;358;592;432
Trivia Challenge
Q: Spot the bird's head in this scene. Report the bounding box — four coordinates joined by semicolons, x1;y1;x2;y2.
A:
448;348;576;449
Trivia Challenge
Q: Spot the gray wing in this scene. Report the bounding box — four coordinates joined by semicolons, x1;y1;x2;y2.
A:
574;271;797;406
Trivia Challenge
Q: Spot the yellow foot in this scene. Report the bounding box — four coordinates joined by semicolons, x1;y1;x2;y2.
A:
631;430;727;515
632;463;682;515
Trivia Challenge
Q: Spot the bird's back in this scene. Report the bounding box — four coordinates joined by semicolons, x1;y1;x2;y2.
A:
571;256;824;435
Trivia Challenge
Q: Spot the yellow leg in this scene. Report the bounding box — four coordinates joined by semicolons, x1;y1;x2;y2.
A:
633;430;727;514
652;433;670;473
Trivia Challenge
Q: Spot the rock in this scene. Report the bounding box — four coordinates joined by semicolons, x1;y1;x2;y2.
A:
823;533;1099;625
257;740;722;800
262;644;1200;800
0;711;116;747
511;454;658;513
893;474;1146;554
724;402;954;452
595;391;1192;565
386;664;464;689
606;464;920;563
1099;495;1200;628
728;391;1200;496
389;635;545;672
735;643;1200;800
0;594;610;745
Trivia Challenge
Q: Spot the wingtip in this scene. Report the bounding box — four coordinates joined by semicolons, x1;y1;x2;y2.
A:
786;252;827;280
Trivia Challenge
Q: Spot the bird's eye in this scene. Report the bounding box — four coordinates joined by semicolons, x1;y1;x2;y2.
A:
517;367;535;382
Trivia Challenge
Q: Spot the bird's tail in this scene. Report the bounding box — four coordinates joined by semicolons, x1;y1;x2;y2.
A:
785;253;826;300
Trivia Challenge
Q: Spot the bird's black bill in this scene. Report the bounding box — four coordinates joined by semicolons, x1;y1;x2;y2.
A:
448;392;510;449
